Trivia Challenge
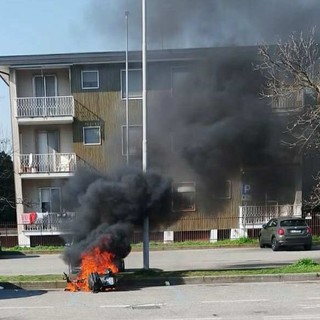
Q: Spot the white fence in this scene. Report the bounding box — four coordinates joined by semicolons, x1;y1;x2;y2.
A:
239;204;302;229
20;152;76;173
23;212;75;232
16;96;74;117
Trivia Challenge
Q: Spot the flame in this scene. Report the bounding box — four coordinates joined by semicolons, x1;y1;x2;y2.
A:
65;247;118;292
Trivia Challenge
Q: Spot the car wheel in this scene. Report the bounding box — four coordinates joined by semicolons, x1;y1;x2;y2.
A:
259;236;265;248
304;244;312;251
271;237;279;251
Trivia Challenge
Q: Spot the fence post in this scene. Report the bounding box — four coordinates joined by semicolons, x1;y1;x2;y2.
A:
163;231;174;244
209;229;217;243
239;206;247;237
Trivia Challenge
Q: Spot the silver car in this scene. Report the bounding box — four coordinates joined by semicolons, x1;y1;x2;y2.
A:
259;217;312;251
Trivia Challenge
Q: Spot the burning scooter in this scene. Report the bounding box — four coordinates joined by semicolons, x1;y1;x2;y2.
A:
64;246;122;292
64;267;117;293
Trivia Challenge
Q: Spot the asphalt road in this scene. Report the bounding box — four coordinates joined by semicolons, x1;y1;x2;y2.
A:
0;246;320;275
1;281;320;319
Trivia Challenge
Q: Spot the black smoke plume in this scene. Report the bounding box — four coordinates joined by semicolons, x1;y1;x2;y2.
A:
147;48;291;208
63;1;311;264
86;0;320;50
62;167;175;267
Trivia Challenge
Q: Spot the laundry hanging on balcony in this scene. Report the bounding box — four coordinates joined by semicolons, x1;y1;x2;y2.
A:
22;212;37;224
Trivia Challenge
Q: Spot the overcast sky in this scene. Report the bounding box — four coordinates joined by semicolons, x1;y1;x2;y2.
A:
1;0;320;138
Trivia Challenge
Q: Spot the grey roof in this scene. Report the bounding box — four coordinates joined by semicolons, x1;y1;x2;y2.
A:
0;46;259;68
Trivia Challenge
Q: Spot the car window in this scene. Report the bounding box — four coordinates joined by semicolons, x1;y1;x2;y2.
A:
266;219;277;227
271;220;277;227
266;220;273;227
280;219;307;227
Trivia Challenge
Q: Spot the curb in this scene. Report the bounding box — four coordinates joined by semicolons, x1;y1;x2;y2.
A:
1;273;320;290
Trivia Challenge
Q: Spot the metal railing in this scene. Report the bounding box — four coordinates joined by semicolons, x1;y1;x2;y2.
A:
0;208;318;247
239;205;301;228
272;91;304;112
23;212;75;232
19;152;76;173
16;96;74;118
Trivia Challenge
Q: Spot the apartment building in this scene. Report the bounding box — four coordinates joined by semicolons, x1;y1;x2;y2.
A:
0;47;304;246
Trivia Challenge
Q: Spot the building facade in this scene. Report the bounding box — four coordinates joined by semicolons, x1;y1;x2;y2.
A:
0;47;304;247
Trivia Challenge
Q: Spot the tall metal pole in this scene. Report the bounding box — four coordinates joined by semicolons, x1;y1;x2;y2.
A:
125;11;129;166
142;0;149;270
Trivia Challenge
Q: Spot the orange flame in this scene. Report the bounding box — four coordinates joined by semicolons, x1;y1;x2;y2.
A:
65;247;118;292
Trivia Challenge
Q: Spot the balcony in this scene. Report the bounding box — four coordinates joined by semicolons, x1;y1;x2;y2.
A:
22;212;74;234
19;152;76;178
16;96;74;125
271;91;304;113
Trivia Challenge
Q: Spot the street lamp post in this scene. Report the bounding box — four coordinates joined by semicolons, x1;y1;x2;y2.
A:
125;11;129;166
142;0;149;270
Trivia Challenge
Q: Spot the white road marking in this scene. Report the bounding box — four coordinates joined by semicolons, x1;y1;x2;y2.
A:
151;318;222;320
0;306;54;310
100;303;165;309
100;304;131;308
300;304;320;309
264;315;320;319
202;299;268;303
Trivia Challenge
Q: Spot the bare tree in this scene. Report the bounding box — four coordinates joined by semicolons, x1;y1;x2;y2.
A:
256;28;320;152
256;28;320;208
0;127;12;156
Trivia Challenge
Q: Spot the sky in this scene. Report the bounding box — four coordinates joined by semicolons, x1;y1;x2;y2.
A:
0;0;107;138
1;0;320;140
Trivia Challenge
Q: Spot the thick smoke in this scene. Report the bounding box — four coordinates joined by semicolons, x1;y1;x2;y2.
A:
62;167;175;267
86;0;320;50
147;48;290;206
64;1;310;263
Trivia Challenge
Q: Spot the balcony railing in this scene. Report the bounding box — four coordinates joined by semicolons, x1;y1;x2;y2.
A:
23;212;74;232
19;152;76;173
239;204;301;228
271;91;304;112
16;96;74;118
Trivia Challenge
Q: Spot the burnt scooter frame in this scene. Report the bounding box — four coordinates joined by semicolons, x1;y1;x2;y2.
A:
87;268;117;293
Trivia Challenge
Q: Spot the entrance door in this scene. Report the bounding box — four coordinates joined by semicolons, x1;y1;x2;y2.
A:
34;75;57;116
37;131;59;172
39;187;61;229
39;187;61;213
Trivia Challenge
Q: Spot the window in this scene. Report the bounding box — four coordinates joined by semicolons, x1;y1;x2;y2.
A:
121;69;142;99
81;70;99;89
266;219;277;228
39;187;61;213
213;180;232;199
172;182;196;212
280;219;307;227
170;133;184;153
33;75;57;116
122;125;142;155
171;67;190;96
33;75;57;97
83;126;101;145
37;130;59;171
